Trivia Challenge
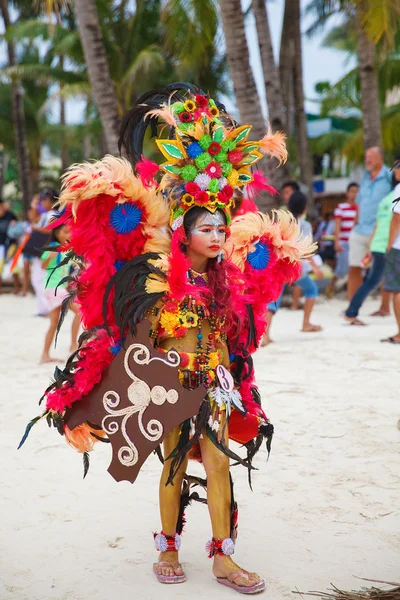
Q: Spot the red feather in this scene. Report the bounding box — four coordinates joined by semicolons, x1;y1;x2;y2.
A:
247;170;277;199
136;155;159;188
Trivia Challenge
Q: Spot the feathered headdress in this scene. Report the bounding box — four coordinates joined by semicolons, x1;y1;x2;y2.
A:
118;83;287;229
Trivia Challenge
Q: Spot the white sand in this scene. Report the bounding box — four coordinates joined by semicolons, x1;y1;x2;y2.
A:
1;293;399;600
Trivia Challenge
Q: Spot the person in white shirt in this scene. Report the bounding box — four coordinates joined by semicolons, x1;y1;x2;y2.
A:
381;172;400;344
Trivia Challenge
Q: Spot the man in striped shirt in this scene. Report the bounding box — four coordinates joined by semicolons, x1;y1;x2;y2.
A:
327;182;359;293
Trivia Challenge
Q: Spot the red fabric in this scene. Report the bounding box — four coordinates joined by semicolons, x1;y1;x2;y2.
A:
45;329;117;413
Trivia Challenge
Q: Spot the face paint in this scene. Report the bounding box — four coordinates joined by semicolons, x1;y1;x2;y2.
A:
188;212;227;259
190;213;227;239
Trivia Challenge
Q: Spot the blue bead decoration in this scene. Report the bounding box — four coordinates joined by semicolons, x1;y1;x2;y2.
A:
114;260;126;271
187;142;203;158
247;241;270;270
110;203;142;234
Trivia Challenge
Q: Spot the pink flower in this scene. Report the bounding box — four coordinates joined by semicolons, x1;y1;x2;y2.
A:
206;161;222;178
193;108;203;120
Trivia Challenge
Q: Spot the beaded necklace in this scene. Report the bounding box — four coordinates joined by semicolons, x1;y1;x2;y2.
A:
187;268;217;388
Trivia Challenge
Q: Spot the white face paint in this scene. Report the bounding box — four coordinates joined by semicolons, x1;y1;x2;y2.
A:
190;212;227;241
188;211;227;259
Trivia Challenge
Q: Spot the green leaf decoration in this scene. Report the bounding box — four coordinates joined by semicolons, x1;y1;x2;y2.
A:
163;164;181;175
242;144;259;154
238;173;253;183
159;141;184;159
177;122;193;134
212;127;224;143
235;126;252;143
241;153;262;165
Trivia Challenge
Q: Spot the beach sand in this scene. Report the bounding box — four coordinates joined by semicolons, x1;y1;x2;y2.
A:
1;293;399;600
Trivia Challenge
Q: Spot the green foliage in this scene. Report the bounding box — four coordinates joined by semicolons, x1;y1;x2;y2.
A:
1;0;227;193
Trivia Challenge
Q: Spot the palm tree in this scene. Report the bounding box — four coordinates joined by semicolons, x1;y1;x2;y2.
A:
219;0;279;209
74;0;120;155
0;0;31;215
306;0;400;151
251;0;290;186
281;0;314;208
310;25;400;164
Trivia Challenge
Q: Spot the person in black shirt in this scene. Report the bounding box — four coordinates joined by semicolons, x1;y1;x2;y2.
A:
0;200;18;293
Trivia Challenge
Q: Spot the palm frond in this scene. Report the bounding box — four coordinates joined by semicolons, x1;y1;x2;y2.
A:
0;64;86;86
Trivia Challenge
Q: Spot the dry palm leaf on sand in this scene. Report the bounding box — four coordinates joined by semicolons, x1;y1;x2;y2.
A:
293;579;400;600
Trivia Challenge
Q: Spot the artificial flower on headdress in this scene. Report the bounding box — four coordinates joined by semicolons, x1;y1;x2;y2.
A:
144;91;287;229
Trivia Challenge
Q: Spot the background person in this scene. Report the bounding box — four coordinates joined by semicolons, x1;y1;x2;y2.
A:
40;223;80;363
326;182;359;295
0;200;18;294
30;188;59;316
344;162;400;325
261;191;323;344
347;147;391;300
381;174;400;344
280;180;300;207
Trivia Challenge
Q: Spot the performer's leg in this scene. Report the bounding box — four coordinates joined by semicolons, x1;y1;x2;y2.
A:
199;423;261;588
156;425;188;577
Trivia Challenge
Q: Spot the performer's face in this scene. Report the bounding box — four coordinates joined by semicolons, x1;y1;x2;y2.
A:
188;211;227;259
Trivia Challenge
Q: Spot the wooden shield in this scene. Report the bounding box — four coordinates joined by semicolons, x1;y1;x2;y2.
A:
64;319;207;483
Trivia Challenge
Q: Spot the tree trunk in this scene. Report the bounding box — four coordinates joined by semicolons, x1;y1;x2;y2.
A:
285;0;314;211
1;0;31;216
219;0;276;211
279;0;294;136
355;6;382;150
0;149;8;201
56;14;69;171
59;56;69;171
75;0;120;155
252;0;290;186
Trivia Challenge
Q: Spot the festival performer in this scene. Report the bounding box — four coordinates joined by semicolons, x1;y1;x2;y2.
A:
20;83;314;594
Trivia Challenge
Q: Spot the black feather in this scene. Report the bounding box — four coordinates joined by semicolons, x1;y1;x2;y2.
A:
118;82;205;164
103;252;166;340
83;451;90;479
154;445;164;464
165;400;211;486
245;304;257;348
54;284;79;347
18;414;45;449
90;432;110;443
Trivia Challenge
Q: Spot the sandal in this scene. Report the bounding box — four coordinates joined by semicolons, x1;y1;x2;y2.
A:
208;537;265;595
153;561;186;584
344;316;366;326
153;532;186;584
370;310;390;317
217;574;266;595
381;336;400;345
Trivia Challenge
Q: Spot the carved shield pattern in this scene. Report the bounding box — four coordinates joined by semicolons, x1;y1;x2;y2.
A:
64;319;207;483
